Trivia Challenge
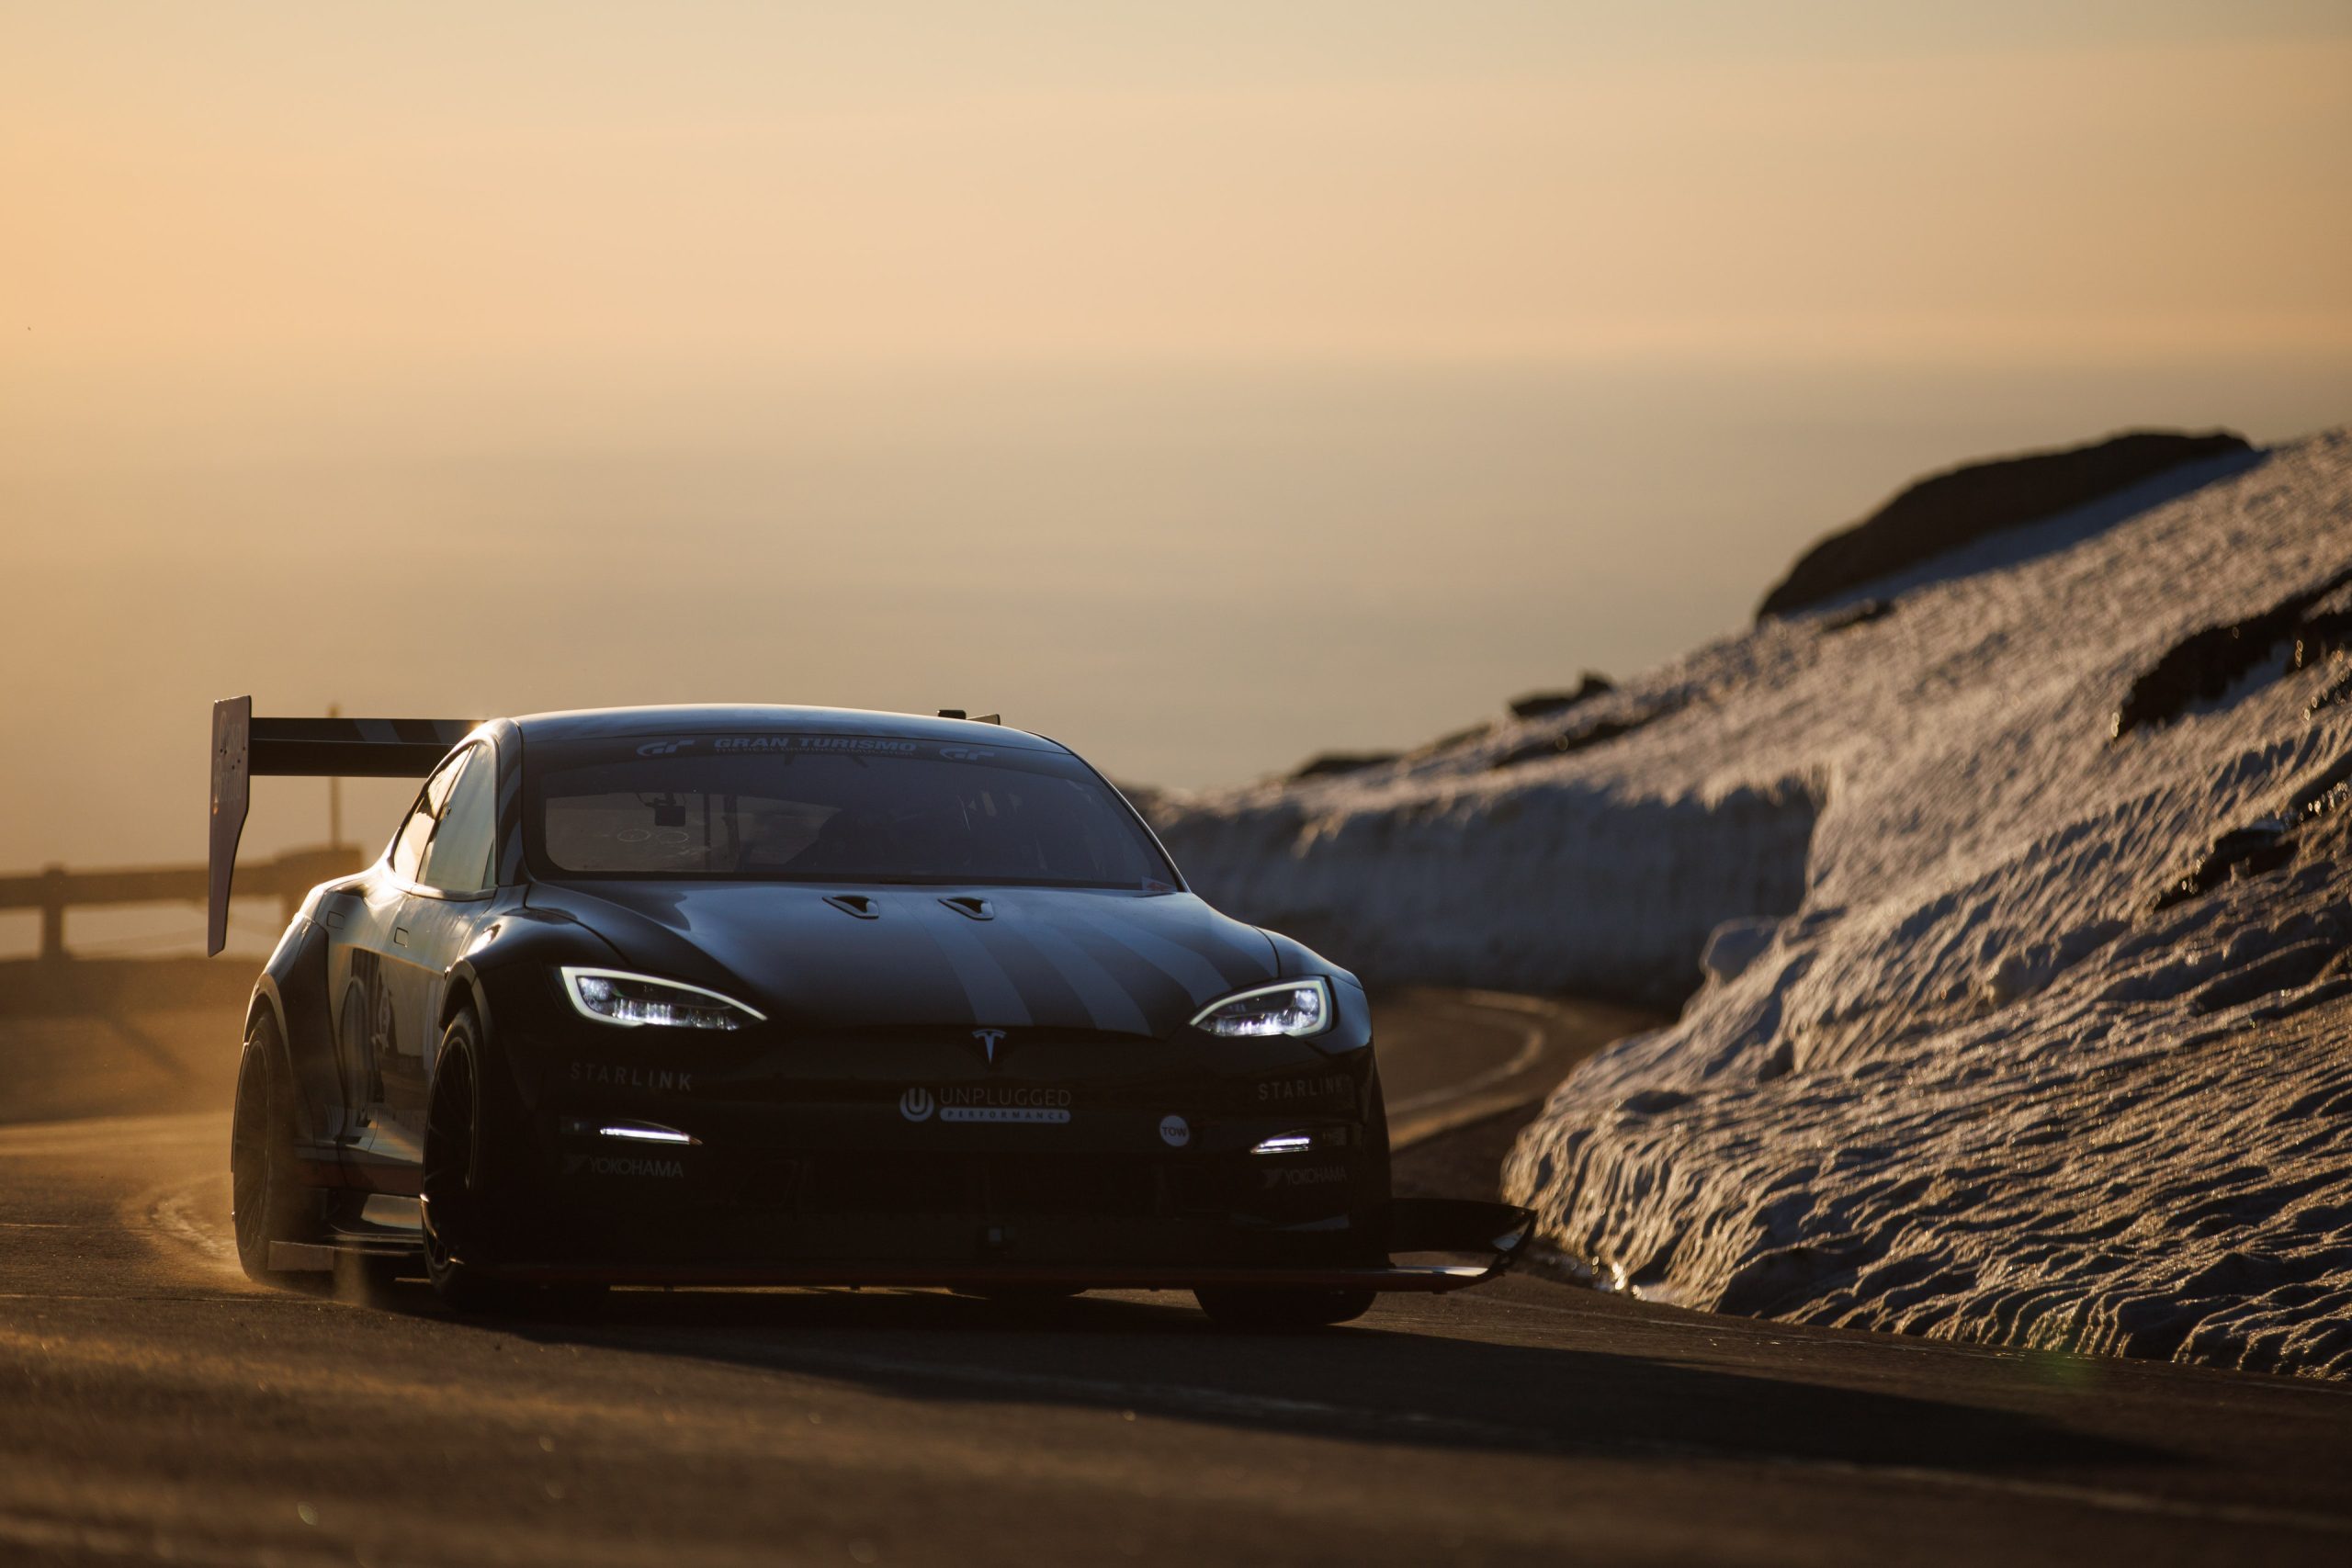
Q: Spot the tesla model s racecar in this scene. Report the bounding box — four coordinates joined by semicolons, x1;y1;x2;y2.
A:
209;698;1530;1325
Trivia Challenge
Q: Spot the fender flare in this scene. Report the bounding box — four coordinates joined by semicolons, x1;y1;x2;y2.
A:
438;963;487;1040
251;918;338;1147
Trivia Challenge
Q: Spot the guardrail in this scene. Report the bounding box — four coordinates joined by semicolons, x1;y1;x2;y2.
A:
0;846;366;961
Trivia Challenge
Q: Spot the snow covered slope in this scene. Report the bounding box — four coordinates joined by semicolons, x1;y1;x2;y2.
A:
1157;428;2352;1376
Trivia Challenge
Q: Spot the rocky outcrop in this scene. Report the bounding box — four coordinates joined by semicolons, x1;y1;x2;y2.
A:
1757;429;2253;619
1507;675;1614;721
1287;751;1402;782
2112;569;2352;739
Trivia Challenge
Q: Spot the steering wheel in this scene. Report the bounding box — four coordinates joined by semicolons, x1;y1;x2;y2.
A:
786;807;916;872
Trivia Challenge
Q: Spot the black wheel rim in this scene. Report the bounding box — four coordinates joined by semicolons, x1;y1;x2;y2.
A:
230;1044;268;1258
421;1051;477;1269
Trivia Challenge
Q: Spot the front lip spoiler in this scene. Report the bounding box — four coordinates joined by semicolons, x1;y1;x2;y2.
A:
485;1258;1503;1292
476;1198;1536;1294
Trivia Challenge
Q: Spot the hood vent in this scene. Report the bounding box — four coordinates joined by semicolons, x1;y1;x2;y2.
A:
939;896;995;921
823;894;880;920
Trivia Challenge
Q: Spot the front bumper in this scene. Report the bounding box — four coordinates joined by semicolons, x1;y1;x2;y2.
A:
472;984;1525;1293
499;1009;1408;1275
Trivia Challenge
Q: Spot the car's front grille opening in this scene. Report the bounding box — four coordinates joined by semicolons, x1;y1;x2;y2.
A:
775;1154;1171;1220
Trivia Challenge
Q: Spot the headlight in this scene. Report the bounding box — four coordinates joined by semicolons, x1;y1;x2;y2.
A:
560;966;765;1031
1190;977;1333;1039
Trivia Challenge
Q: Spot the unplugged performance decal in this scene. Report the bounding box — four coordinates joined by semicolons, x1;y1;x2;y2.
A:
899;1086;1074;1124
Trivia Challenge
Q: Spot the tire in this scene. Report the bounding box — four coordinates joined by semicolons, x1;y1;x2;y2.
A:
1193;1287;1377;1331
421;1006;604;1318
421;1007;521;1313
230;1016;320;1283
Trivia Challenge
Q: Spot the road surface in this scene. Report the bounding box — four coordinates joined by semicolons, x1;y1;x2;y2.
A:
2;990;2348;1567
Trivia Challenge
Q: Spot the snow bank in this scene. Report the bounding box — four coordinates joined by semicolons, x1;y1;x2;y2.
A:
1157;429;2352;1376
1156;773;1817;1006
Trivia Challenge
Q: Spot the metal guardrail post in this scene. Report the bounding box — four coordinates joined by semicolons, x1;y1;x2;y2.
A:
40;865;66;963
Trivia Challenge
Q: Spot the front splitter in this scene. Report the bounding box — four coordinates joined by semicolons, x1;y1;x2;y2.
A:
477;1199;1534;1292
479;1257;1508;1293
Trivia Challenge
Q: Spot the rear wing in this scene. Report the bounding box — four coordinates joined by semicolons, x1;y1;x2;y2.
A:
209;696;481;955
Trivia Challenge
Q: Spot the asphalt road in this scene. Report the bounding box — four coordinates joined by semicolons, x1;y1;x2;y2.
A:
3;992;2350;1567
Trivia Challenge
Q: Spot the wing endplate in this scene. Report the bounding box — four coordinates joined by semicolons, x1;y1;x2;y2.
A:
207;697;253;957
206;697;481;955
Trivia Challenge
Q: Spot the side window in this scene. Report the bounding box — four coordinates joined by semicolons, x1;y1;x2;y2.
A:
388;751;468;885
422;747;499;895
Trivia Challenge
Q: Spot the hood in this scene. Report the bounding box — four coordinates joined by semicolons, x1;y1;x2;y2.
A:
528;881;1280;1039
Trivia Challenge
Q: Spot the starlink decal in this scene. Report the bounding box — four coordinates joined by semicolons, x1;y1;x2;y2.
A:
571;1062;695;1093
1255;1073;1351;1104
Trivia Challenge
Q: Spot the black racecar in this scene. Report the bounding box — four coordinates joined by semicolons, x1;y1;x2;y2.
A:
209;699;1528;1325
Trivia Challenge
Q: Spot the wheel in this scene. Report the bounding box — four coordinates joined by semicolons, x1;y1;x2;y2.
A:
421;1006;601;1317
421;1008;522;1313
230;1016;321;1283
1193;1287;1377;1330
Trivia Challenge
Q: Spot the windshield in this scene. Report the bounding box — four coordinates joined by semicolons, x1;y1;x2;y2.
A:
524;734;1176;888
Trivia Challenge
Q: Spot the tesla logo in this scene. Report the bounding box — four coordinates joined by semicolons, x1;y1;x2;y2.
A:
635;739;695;757
899;1087;936;1122
972;1028;1007;1066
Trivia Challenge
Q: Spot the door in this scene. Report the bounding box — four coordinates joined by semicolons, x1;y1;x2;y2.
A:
377;742;502;1153
326;750;464;1177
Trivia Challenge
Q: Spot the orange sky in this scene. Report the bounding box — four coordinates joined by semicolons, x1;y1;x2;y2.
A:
3;3;2348;956
7;3;2348;371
